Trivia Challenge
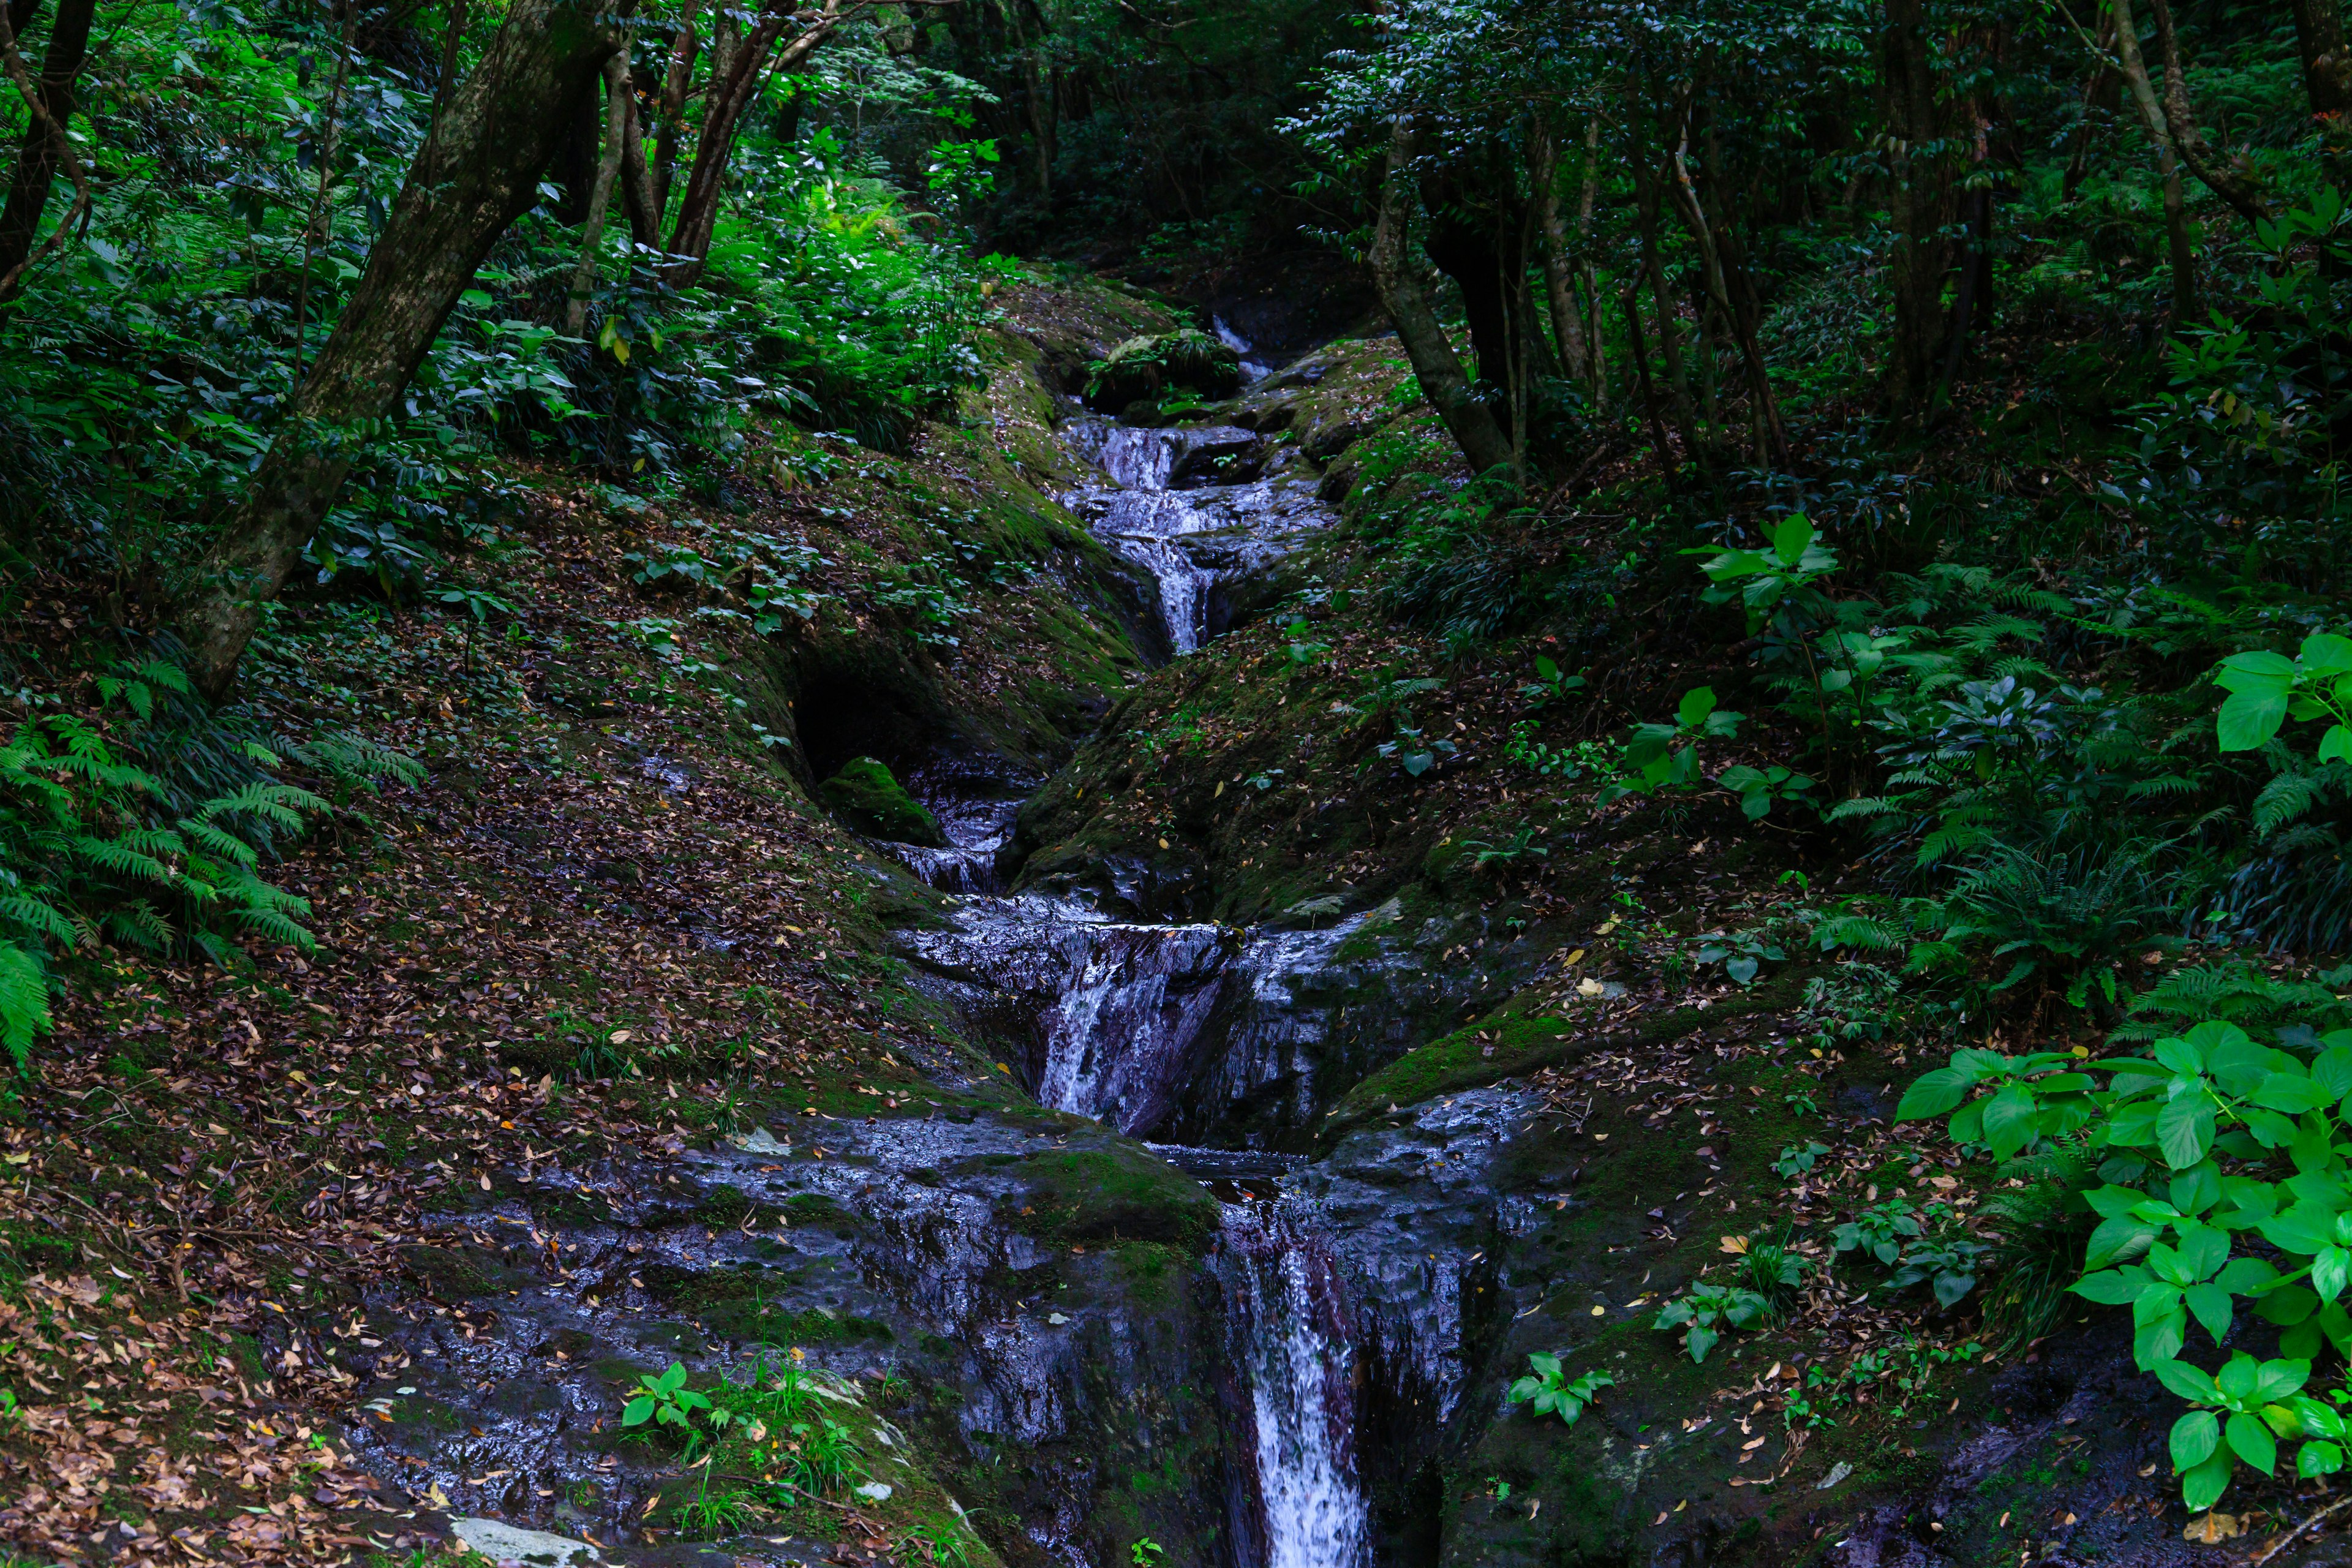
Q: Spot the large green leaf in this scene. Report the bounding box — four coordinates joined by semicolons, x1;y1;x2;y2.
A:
2227;1411;2277;1474
2181;1447;2233;1512
2157;1095;2215;1170
2154;1358;2221;1403
2171;1410;2219;1472
1894;1068;1972;1121
2217;687;2289;752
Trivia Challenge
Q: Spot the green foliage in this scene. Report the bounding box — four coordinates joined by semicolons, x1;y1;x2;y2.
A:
1896;972;2352;1511
1504;1354;1613;1425
1833;1200;1925;1267
1772;1141;1827;1180
1655;1281;1768;1363
2214;633;2352;761
1596;688;1742;807
622;1362;714;1450
1693;926;1785;986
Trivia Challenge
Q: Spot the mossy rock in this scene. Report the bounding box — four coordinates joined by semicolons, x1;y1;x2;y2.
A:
819;756;946;846
1004;1144;1220;1252
398;1242;538;1300
1085;330;1243;413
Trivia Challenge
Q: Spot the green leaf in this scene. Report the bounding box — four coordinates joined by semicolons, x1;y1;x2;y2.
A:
2215;650;2300;690
2073;1268;2146;1305
1685;1322;1718;1363
2157;1095;2215;1170
1896;1068;1972;1121
2252;1358;2312;1404
1772;514;1816;565
2217;687;2290;751
2301;633;2352;677
2154;1358;2222;1403
1982;1084;2040;1158
2227;1411;2277;1474
2181;1447;2233;1512
2185;1282;2234;1344
2301;1441;2345;1478
1675;687;1717;728
2171;1409;2220;1472
2253;1072;2332;1114
2322;726;2352;766
622;1397;654;1427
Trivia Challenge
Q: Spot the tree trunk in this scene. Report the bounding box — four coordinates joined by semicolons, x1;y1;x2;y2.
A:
2290;0;2352;118
666;0;916;285
2146;0;2267;222
567;48;632;334
1665;123;1787;462
1882;0;1954;415
1629;149;1703;464
175;0;628;698
2113;0;2199;323
2062;11;2119;203
650;21;697;221
0;0;96;303
1576;116;1606;409
1530;119;1590;388
619;90;662;248
1622;284;1680;496
1366;117;1517;483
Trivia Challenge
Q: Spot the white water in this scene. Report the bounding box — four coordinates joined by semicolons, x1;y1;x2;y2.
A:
1223;1206;1371;1568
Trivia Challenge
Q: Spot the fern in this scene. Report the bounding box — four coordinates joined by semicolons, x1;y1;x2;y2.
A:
0;940;48;1068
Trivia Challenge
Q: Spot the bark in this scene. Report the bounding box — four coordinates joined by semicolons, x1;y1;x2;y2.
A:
1622;284;1680;495
175;0;629;698
1530;119;1590;388
1665;123;1787;461
1576;117;1606;409
2290;0;2352;118
2062;11;2119;203
2112;0;2199;323
2146;0;2267;222
650;21;697;221
1882;0;1954;415
1415;167;1521;390
567;48;632;335
1366;118;1516;483
1629;149;1703;464
0;0;95;304
618;91;661;248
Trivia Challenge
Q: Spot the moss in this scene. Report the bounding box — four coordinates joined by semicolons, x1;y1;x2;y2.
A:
1109;1240;1193;1306
818;756;946;846
1003;1144;1221;1253
1322;970;1813;1141
641;1263;893;1346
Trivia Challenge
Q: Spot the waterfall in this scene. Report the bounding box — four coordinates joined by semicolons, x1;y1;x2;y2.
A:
1221;1205;1370;1568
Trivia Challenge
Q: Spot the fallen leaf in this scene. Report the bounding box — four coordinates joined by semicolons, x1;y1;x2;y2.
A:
2183;1513;2241;1544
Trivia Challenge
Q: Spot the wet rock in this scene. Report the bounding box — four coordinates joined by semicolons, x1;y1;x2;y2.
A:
1083;330;1243;413
819;756;947;847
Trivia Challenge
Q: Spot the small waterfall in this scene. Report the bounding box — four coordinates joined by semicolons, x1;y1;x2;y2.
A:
1033;919;1231;1130
1220;1204;1370;1568
1063;416;1333;657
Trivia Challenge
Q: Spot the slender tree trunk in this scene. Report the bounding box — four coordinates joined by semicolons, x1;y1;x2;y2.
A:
1629;149;1703;464
650;21;697;221
1577;116;1606;409
0;0;96;303
1623;284;1680;496
1529;119;1588;387
2062;10;2119;202
619;90;661;248
567;48;633;334
2112;0;2199;323
2290;0;2352;119
1882;0;1953;415
175;0;629;698
2146;0;2268;222
1665;123;1787;461
1366;117;1517;482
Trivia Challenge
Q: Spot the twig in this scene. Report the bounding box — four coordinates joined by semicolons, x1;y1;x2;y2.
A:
2254;1493;2352;1567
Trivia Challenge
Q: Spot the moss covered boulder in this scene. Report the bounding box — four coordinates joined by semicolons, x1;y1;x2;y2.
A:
1085;328;1243;413
820;756;946;845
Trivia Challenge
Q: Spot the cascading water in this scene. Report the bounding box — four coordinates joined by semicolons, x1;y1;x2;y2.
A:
1220;1204;1371;1568
881;323;1387;1568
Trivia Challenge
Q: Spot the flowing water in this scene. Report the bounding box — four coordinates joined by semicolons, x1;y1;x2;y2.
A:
876;366;1379;1566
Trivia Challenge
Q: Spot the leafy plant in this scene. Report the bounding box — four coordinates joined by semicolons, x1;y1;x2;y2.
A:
1716;762;1815;821
1888;1234;1988;1308
622;1362;714;1449
2158;1352;2313;1512
2214;631;2352;761
1598;687;1743;807
1833;1199;1924;1267
1694;927;1785;986
1773;1141;1829;1180
1518;653;1585;708
1505;1354;1613;1425
1655;1282;1768;1363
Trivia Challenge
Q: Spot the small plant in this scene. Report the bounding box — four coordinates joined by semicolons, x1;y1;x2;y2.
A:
1506;1354;1613;1425
1130;1539;1164;1568
900;1521;974;1567
1773;1142;1829;1180
1283;619;1333;669
1599;687;1744;806
437;584;517;671
1518;653;1586;708
1656;1282;1769;1362
674;1471;758;1537
1888;1234;1988;1308
1378;714;1457;778
1461;827;1549;871
1833;1199;1924;1267
2214;631;2352;761
1694;927;1785;986
2159;1352;2313;1512
1727;1231;1807;1307
622;1362;712;1449
1716;762;1815;821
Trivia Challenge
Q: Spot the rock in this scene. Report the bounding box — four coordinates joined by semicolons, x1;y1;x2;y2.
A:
818;756;947;846
447;1516;600;1566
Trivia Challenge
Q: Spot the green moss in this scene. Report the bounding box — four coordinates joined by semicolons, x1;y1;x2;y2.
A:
819;756;945;845
1003;1144;1220;1253
398;1242;538;1300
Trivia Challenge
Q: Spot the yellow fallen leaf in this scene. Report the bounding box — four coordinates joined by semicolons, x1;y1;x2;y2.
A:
1720;1235;1750;1254
1591;1305;1606;1316
2183;1513;2241;1544
1577;978;1605;997
1562;948;1586;966
1158;838;1170;849
1653;1512;1668;1526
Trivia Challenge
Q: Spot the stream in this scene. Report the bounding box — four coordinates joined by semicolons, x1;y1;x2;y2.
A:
331;337;1536;1568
